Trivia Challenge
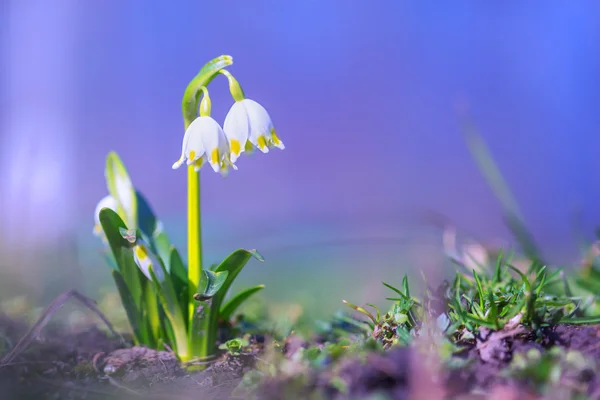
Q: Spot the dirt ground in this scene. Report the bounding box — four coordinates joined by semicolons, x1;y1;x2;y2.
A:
2;312;600;400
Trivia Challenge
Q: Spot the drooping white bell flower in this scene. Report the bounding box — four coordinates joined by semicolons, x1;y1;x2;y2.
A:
172;116;236;176
223;98;284;161
132;240;165;282
93;195;118;237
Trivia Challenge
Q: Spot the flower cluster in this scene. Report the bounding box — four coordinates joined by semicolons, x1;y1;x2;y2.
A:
172;70;284;176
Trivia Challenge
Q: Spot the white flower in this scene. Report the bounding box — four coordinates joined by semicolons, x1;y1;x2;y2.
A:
172;116;236;176
223;99;284;162
93;195;118;237
132;241;165;281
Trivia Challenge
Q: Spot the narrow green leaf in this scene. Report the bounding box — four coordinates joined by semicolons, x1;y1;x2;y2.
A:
342;300;377;324
558;315;600;325
402;275;410;298
493;249;504;283
198;269;229;298
464;314;498;330
487;291;498;328
507;264;531;292
99;208;144;311
473;269;485;309
382;282;409;300
366;304;381;322
136;190;172;268
192;249;262;357
461;119;544;265
148;264;188;359
105;151;137;229
169;247;189;326
143;280;161;348
220;285;265;321
111;270;147;345
503;296;526;322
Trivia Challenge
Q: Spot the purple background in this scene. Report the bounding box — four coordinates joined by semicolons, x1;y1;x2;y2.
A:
2;1;600;313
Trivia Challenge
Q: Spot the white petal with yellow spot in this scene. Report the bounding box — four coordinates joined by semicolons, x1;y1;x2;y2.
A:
93;195;118;236
225;99;284;154
172;116;236;176
133;241;165;282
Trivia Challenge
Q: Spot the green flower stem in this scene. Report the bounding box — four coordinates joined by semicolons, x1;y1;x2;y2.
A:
181;55;233;358
218;69;245;101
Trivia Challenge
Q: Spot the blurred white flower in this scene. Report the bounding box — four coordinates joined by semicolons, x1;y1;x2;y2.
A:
172;116;236;176
223;99;284;162
93;195;118;237
132;241;165;281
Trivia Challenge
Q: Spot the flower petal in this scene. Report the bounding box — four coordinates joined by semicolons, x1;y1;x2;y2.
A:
198;117;229;173
244;99;276;153
173;117;208;169
133;242;165;281
224;101;250;163
94;195;118;227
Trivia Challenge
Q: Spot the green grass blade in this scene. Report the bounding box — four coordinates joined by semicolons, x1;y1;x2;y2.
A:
220;285;265;322
461;118;544;265
402;275;410;298
493;249;504;283
506;264;531;292
472;270;485;309
558;315;600;325
382;282;409;300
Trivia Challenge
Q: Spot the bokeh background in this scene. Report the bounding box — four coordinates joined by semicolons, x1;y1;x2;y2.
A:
2;1;600;321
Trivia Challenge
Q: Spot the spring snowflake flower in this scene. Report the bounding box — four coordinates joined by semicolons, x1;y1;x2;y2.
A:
223;99;284;162
132;240;165;281
172;116;236;176
93;195;118;237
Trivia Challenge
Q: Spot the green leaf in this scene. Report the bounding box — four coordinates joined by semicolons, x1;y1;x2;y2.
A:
558;315;600;324
197;269;229;298
143;280;162;348
182;55;234;127
192;249;263;357
220;285;265;321
487;290;498;328
136;190;172;268
402;275;410;298
99;208;144;310
212;249;263;302
382;282;409;300
111;270;147;345
464;314;498;330
461;118;544;265
366;303;381;322
169;247;189;326
473;269;485;309
342;300;377;324
148;263;188;358
493;249;504;283
105;151;137;229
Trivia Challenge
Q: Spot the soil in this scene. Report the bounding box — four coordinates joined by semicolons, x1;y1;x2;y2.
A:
2;311;600;400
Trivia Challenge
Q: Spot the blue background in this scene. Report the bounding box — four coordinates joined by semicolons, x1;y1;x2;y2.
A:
2;1;600;316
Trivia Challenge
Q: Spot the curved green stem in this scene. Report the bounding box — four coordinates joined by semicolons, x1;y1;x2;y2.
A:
181;55;233;349
218;69;245;102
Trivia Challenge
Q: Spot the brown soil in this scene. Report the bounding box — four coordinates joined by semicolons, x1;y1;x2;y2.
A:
2;311;600;400
0;314;261;400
